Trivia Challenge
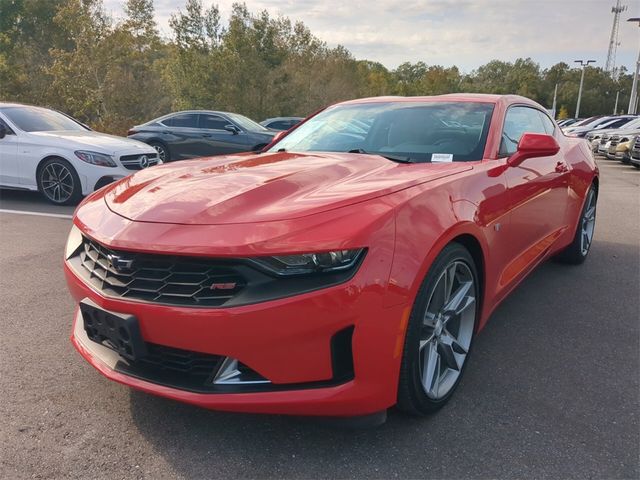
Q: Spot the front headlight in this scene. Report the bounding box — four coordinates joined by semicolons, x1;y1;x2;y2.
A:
65;224;83;260
75;150;116;167
249;249;365;276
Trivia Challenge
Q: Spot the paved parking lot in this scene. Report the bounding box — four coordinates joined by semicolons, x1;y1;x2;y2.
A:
0;158;638;479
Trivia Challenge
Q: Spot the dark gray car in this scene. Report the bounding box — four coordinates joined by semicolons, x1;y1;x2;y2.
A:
260;117;304;131
128;111;275;161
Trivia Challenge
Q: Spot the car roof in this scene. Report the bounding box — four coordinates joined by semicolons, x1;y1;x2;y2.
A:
0;102;43;109
160;110;236;117
262;117;304;122
338;93;543;109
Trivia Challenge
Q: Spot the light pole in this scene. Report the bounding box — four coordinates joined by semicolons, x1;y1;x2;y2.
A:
614;90;622;114
574;60;596;118
627;18;640;115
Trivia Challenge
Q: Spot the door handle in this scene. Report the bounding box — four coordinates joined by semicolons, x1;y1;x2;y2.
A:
201;134;213;138
555;161;569;173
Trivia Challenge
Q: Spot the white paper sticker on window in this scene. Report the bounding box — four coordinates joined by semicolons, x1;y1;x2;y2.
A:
431;153;453;163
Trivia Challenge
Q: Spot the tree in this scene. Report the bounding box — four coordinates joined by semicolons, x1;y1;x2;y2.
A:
557;105;569;120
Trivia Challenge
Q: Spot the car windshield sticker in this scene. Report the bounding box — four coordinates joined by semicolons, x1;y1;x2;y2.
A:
431;153;453;163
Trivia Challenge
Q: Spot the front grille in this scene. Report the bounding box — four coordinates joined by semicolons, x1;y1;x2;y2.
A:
78;237;246;307
119;153;159;170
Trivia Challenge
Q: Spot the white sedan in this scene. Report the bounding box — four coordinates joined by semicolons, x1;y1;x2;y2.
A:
0;103;160;205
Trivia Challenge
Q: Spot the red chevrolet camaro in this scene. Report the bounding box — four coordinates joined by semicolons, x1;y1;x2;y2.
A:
64;94;598;423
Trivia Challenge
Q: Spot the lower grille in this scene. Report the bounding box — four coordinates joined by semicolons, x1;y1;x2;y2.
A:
139;343;223;380
77;237;246;307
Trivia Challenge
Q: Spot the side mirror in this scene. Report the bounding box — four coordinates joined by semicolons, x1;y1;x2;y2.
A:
0;125;6;139
224;124;240;135
508;133;560;167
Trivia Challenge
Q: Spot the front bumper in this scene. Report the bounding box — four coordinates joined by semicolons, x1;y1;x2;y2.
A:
65;254;406;416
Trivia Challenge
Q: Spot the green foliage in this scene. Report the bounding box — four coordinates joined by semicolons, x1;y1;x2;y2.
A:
0;0;634;134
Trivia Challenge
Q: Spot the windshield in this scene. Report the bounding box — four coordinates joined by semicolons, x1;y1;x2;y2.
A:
227;113;270;133
1;106;87;132
268;101;495;162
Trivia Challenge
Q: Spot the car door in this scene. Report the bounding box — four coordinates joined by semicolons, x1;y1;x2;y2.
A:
198;114;251;155
501;106;570;286
161;113;202;159
0;115;20;186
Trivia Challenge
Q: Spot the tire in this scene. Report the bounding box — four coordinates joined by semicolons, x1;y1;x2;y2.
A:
37;157;83;205
397;243;480;416
149;141;170;162
555;184;597;265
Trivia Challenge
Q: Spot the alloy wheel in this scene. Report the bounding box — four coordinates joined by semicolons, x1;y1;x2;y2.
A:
152;144;167;162
580;189;596;255
41;162;74;204
419;260;476;400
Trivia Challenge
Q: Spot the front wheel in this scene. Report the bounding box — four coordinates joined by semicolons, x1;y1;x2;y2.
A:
149;142;170;162
555;185;597;264
397;243;479;415
37;158;83;205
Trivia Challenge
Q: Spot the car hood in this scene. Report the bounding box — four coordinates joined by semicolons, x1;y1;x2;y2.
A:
29;130;153;154
609;129;640;137
103;151;471;225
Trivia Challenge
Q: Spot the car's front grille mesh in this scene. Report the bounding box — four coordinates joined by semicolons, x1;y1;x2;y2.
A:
119;153;159;170
78;238;246;306
139;343;223;379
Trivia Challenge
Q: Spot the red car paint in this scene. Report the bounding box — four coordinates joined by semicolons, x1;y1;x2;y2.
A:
65;94;598;417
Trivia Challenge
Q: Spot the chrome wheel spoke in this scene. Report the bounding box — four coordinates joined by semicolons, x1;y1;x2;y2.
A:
421;340;441;398
444;280;473;314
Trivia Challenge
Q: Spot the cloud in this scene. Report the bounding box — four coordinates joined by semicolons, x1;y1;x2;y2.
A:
103;0;640;72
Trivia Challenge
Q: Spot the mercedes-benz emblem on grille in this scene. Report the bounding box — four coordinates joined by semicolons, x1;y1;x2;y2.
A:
107;253;135;272
139;155;149;168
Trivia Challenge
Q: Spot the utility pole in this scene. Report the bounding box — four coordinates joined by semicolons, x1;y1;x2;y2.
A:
574;60;596;119
551;83;558;118
627;18;640;115
606;1;627;78
614;90;621;114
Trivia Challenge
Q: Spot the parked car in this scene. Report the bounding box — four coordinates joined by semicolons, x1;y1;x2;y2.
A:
65;94;598;423
629;135;640;168
260;116;304;131
606;130;640;163
588;118;640;155
557;118;582;127
0;103;159;205
563;115;637;138
128;111;276;161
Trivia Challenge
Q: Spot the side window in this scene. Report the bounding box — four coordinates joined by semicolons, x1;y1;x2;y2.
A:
269;121;290;130
500;106;547;157
538;111;556;135
0;116;14;134
163;114;198;128
200;114;229;130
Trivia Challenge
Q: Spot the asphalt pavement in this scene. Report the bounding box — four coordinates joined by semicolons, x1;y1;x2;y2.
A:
0;158;638;479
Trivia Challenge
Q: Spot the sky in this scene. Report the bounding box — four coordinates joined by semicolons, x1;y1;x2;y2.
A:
103;0;640;73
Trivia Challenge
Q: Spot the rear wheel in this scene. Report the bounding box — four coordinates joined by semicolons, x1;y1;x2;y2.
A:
149;141;170;162
37;158;83;205
397;243;479;415
555;185;597;264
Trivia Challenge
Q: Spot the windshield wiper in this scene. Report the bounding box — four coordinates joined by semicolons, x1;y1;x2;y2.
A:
347;148;414;164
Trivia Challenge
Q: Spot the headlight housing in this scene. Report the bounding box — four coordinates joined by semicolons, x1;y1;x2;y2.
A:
75;150;116;167
65;224;83;259
249;249;365;276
